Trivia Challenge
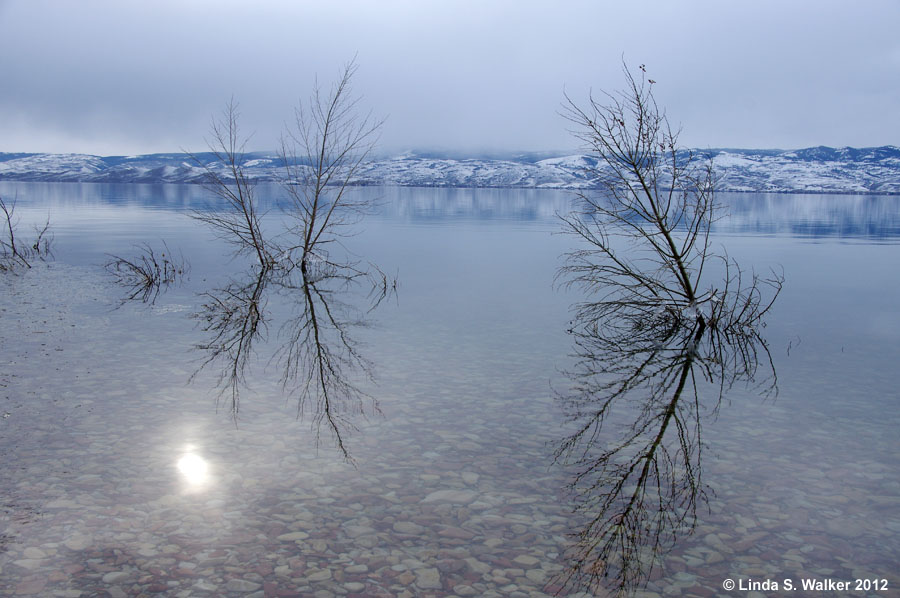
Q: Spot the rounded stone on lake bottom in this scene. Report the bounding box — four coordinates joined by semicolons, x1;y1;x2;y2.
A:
526;568;546;583
414;567;442;589
512;555;540;567
276;531;309;542
63;535;93;551
14;578;48;596
13;559;43;571
22;547;47;560
705;551;724;564
101;571;131;584
824;519;863;539
307;568;333;582
422;490;477;505
393;521;425;534
224;579;261;592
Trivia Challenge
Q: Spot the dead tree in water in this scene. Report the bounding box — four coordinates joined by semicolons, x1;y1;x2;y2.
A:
189;99;273;270
187;61;391;461
1;194;53;271
554;63;783;597
279;58;383;276
560;63;781;334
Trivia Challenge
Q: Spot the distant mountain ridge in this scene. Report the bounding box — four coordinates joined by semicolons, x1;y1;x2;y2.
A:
1;146;899;194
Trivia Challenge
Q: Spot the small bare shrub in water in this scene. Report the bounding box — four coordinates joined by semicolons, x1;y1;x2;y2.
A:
186;59;391;462
0;194;53;271
104;242;188;304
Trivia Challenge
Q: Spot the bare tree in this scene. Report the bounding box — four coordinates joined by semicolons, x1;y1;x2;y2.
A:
554;62;783;596
559;63;781;333
186;61;392;460
190;60;382;280
189;99;273;270
0;194;28;269
1;194;53;271
279;58;383;275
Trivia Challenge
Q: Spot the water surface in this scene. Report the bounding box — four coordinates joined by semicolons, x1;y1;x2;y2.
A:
1;183;898;597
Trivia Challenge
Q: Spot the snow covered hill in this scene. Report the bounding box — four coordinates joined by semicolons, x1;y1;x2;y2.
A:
1;146;899;193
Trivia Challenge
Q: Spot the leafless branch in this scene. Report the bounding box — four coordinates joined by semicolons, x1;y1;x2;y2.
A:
554;62;782;597
1;194;54;271
104;241;188;305
559;61;781;342
188;99;274;270
279;58;384;275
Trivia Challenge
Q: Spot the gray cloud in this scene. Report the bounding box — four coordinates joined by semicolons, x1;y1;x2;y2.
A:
1;0;898;155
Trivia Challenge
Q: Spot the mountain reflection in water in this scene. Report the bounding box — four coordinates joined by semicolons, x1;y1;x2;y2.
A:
1;183;897;597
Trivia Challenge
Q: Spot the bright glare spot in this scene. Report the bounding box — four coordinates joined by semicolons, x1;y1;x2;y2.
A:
177;453;209;486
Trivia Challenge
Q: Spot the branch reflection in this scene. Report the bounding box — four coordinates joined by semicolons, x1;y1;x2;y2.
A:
192;260;393;462
555;273;780;596
192;265;270;412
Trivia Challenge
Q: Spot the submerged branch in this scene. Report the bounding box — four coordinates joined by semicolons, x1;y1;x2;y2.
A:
104;242;188;305
1;194;54;271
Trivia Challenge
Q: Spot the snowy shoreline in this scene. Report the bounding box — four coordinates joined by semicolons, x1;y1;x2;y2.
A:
2;146;900;194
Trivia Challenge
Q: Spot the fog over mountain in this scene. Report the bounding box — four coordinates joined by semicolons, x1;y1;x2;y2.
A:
2;2;899;156
1;146;899;194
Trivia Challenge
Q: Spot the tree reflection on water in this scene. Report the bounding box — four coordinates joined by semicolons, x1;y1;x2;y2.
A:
555;62;784;596
191;259;394;463
554;294;779;595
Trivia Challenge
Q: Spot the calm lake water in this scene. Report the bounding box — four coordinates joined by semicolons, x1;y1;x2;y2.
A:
1;182;898;597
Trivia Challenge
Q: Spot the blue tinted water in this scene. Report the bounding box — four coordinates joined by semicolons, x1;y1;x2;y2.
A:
1;182;898;597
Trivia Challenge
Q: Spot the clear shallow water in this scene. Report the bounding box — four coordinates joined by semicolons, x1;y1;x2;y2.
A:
0;182;898;597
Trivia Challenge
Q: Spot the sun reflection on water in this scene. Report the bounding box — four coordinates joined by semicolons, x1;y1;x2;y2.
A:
176;445;211;491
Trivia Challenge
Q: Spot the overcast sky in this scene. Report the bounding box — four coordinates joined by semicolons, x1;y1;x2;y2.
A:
1;0;898;156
